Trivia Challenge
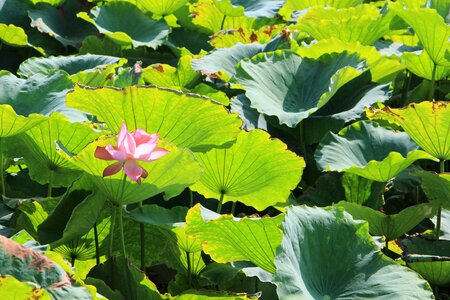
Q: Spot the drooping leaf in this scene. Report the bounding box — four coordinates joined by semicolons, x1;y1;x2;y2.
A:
0;23;28;47
190;130;305;211
29;1;97;48
297;4;393;45
234;51;366;127
273;205;434;299
416;171;450;210
186;204;283;273
18;54;125;78
66;85;241;152
296;38;404;83
0;70;85;122
0;236;92;299
0;105;46;138
401;236;450;286
71;136;202;205
367;101;450;160
78;2;170;49
142;55;200;89
13;113;101;187
336;201;435;241
390;3;450;66
315;121;437;182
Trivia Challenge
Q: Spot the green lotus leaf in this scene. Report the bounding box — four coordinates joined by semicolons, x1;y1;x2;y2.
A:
0;275;52;299
18;54;125;78
71;136;202;205
315;121;438;182
401;236;450;286
274;205;434;299
14;113;102;187
336;201;435;241
297;4;393;45
0;105;46;138
416;171;450;209
191;37;281;80
189;0;257;34
0;70;86;122
0;23;28;47
142;55;200;89
191;84;230;106
101;0;190;16
128;205;188;226
28;1;97;48
296;38;405;83
186;204;283;273
402;51;450;81
78;2;169;49
0;0;33;27
367;101;450;160
390;3;450;66
87;256;162;300
170;290;251;299
190;130;305;211
214;0;285;18
432;209;450;240
0;236;92;299
67;85;241;152
341;173;385;208
234;51;366;127
15;199;58;240
430;0;450;20
209;24;284;48
278;0;362;20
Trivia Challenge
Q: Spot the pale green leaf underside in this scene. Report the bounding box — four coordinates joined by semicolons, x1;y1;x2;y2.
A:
0;105;46;137
273;205;434;299
278;0;362;20
315;121;438;182
186;204;283;273
190;129;305;211
367;101;450;160
403;51;450;81
336;201;435;241
234;51;366;127
71;137;202;205
66;85;241;152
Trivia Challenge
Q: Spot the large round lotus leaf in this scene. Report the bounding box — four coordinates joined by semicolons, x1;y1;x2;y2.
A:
402;51;450;81
13;113;102;187
390;3;450;66
189;0;257;34
66;85;241;152
274;206;434;299
71;136;202;205
78;2;169;49
190;130;305;211
18;54;124;78
315;121;438;182
0;70;86;122
234;51;366;127
401;236;450;286
297;4;393;45
186;204;283;273
0;236;92;299
416;171;450;210
214;0;285;18
28;1;97;48
367;101;450;160
278;0;362;20
336;201;435;241
101;0;189;16
0;105;46;137
296;38;404;84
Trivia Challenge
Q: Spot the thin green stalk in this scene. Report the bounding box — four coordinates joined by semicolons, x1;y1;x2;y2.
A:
298;121;306;157
428;63;437;100
0;138;5;197
220;15;226;30
186;251;192;287
436;160;446;239
401;71;412;106
93;222;100;266
216;193;225;214
109;204;117;258
117;205;127;258
47;170;53;198
189;189;194;208
139;201;145;271
230;202;236;216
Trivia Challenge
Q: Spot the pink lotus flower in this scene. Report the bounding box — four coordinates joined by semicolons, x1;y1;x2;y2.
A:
94;123;169;184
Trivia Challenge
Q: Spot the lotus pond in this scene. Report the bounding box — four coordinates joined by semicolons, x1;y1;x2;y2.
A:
0;0;449;299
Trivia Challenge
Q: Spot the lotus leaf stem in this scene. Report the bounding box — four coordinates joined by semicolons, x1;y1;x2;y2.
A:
190;189;194;208
186;251;192;287
0;138;5;197
139;201;145;271
217;192;225;214
220;15;226;31
428;63;437;100
435;159;446;239
94;222;100;266
117;205;127;258
47;170;53;198
231;201;236;216
298;121;306;157
109;204;117;258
